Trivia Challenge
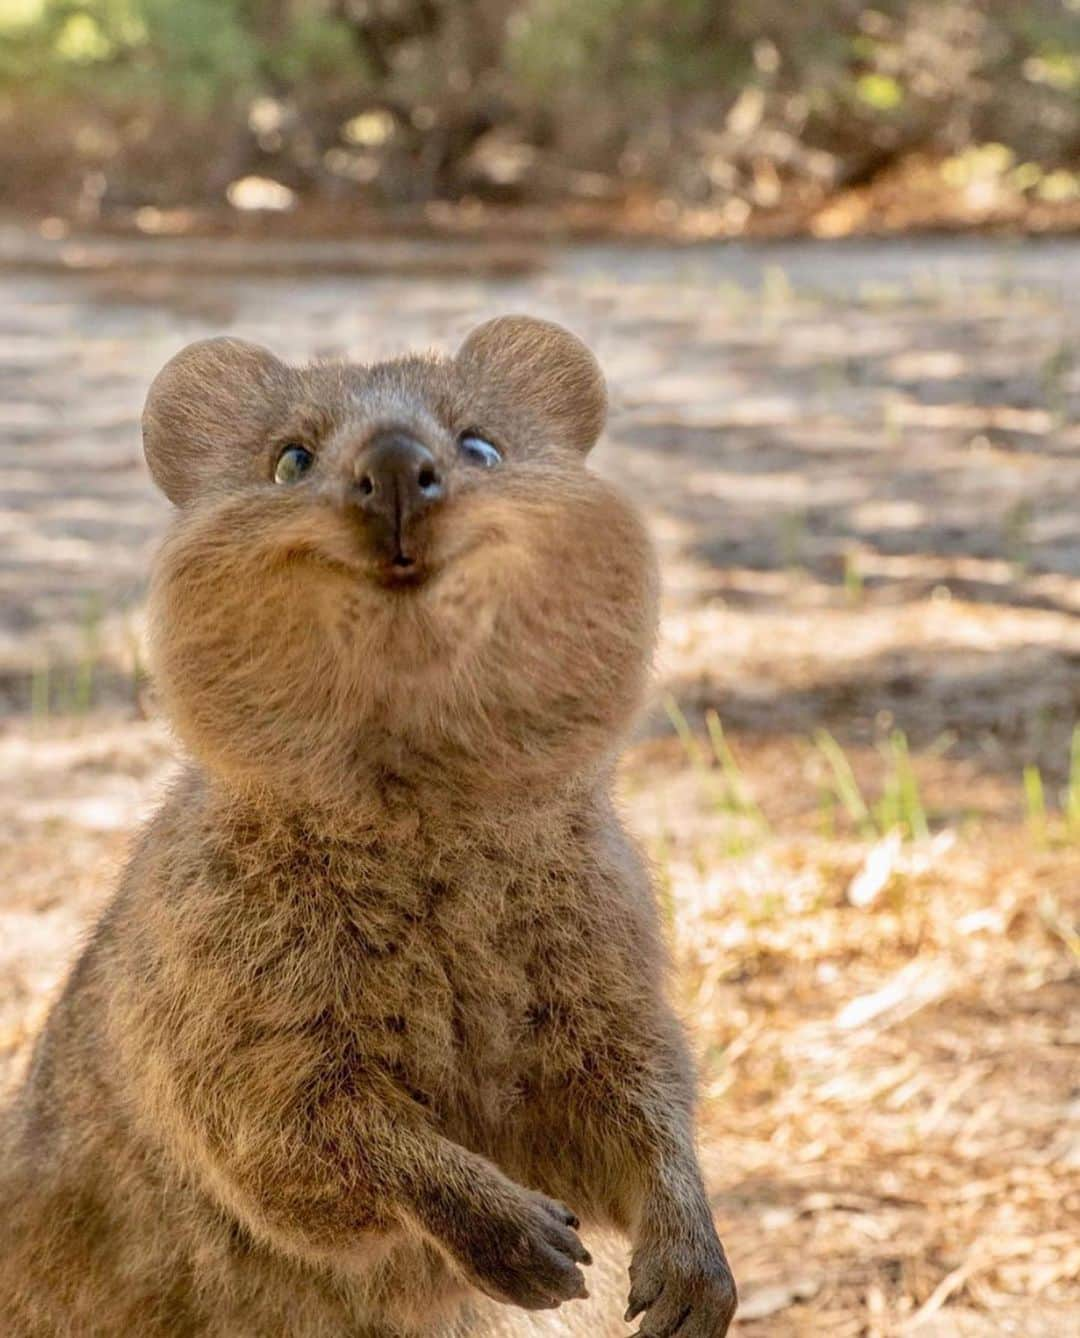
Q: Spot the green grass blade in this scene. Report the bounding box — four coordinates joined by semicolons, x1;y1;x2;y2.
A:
1024;763;1048;847
890;730;930;842
1066;725;1080;841
704;709;768;830
813;729;876;839
662;693;708;778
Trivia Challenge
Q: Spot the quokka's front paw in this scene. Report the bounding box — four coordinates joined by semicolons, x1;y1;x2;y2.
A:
626;1233;737;1337
457;1189;592;1311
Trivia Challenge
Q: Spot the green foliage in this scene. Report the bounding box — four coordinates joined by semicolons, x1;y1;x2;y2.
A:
0;0;359;108
810;728;931;843
508;0;752;96
1024;725;1080;848
663;696;768;855
814;728;876;840
267;11;361;88
876;730;929;843
666;707;1078;856
854;72;903;112
0;1;1076;209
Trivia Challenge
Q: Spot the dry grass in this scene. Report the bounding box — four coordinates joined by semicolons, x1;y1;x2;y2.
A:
618;727;1080;1334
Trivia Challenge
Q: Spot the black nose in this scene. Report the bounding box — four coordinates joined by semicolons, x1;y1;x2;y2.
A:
352;431;444;561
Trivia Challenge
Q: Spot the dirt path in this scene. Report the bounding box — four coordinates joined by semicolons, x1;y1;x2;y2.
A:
1;238;1078;1334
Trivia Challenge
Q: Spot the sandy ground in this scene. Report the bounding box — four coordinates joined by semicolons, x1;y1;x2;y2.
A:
1;238;1078;1334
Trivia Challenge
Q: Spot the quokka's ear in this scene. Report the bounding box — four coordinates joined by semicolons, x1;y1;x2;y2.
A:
142;337;294;505
456;316;607;454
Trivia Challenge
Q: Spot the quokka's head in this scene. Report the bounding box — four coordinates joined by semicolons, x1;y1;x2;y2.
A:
145;317;657;806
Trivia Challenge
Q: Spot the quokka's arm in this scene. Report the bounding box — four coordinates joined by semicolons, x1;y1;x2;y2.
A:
567;1002;739;1338
148;1069;591;1312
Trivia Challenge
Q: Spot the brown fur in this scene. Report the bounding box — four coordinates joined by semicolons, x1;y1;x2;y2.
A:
0;317;737;1336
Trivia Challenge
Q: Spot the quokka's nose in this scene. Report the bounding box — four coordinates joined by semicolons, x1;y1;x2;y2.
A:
351;431;444;559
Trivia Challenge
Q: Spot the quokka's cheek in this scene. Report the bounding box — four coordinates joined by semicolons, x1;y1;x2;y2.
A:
425;566;500;643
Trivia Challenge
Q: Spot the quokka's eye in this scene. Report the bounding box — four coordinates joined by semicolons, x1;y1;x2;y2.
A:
274;444;314;484
458;431;502;468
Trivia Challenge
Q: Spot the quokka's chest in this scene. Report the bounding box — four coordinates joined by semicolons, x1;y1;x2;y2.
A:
309;863;633;1145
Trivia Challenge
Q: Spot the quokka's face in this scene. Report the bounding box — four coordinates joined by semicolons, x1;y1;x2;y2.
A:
144;318;658;799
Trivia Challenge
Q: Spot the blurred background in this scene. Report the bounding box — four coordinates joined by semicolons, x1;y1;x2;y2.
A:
2;0;1080;235
0;3;1078;1336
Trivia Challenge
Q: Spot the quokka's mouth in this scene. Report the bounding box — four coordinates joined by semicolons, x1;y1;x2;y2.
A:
372;551;429;589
